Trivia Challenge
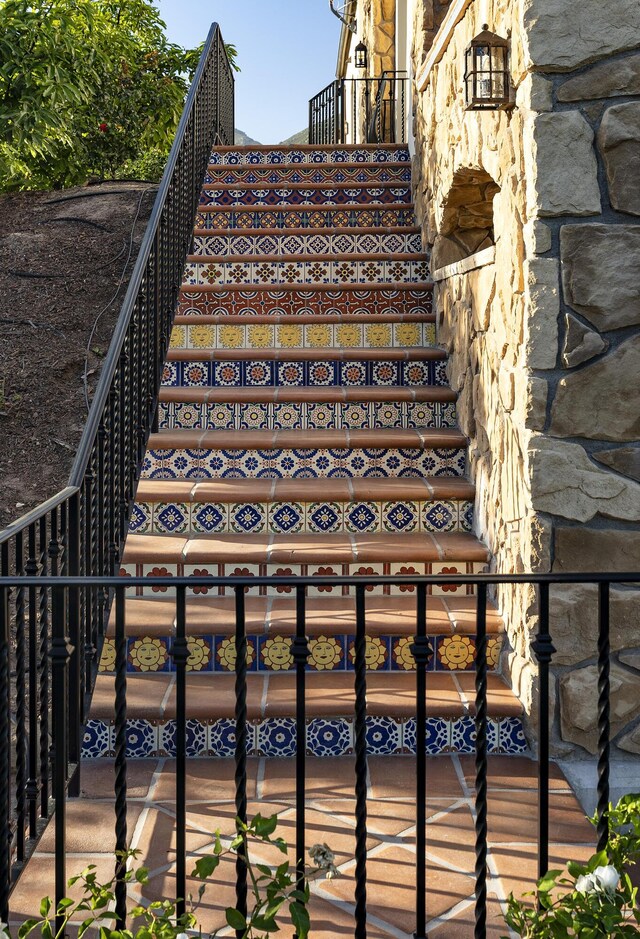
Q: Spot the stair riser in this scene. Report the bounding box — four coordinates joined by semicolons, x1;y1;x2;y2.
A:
162;359;447;389
195;207;416;230
177;287;432;317
98;633;499;674
208;147;411;165
158;400;456;432
141;446;467;480
192;231;423;255
83;715;526;759
204;165;412;184
183;257;429;288
169;320;436;351
130;497;473;536
199;187;411;208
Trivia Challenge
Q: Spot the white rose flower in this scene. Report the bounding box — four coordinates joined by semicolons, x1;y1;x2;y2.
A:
593;865;620;895
575;873;598;895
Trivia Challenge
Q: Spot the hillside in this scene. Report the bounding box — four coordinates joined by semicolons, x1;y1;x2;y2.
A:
234;128;262;146
279;128;309;146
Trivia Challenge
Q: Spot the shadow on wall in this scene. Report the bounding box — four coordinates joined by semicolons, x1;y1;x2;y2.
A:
432;166;500;269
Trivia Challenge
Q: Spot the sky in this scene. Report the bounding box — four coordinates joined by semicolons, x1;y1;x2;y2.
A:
156;0;342;144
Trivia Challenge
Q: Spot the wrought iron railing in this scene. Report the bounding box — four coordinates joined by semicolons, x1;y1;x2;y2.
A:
309;72;408;146
0;570;636;937
0;21;234;908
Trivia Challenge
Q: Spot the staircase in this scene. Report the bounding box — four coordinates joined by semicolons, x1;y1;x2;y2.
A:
83;144;526;760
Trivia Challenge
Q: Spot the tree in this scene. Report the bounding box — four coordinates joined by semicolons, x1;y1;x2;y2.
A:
0;0;237;190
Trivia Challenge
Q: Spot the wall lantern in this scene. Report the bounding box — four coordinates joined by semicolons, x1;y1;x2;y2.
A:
463;26;512;110
354;40;368;69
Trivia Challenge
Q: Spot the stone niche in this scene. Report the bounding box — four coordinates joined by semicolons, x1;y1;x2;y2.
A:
432;167;500;270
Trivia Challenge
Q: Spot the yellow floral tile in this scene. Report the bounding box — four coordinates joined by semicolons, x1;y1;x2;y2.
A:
392;636;416;671
277;324;303;347
98;638;116;672
248;324;275;348
394;323;421;347
424;324;437;345
348;636;387;670
306;324;332;347
366;324;392;347
188;325;215;348
216;636;256;671
308;636;343;670
219;325;245;349
186;636;212;671
129;636;169;672
261;635;293;670
438;635;476;670
486;636;501;668
169;326;186;348
336;324;362;347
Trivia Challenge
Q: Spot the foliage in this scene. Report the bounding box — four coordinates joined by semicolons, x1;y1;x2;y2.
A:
16;813;337;939
503;793;640;938
0;0;238;190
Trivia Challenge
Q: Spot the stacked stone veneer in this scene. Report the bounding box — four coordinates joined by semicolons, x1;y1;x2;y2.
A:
410;0;640;756
362;0;396;75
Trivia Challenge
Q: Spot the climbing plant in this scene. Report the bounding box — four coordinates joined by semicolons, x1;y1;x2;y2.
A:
0;0;238;190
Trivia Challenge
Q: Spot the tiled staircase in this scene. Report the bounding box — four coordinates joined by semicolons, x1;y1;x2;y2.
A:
84;144;526;760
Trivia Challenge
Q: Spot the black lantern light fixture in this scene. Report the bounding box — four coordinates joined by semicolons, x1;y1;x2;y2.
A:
463;26;512;110
354;40;368;69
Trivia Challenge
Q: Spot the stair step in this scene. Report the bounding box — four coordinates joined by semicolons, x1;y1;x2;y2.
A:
168;315;436;352
131;474;474;536
208;144;411;165
177;284;432;318
199;182;411;209
194;205;416;230
83;672;526;758
104;593;502;638
183;254;429;288
191;228;423;256
158;386;456;431
204;162;412;184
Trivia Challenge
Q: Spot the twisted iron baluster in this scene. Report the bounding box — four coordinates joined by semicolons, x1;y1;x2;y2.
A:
292;585;309;923
532;582;555;881
411;582;432;939
474;582;488;939
14;532;27;864
39;517;50;817
173;586;189;919
113;587;128;928
234;585;247;935
354;584;368;939
597;581;610;852
0;584;11;921
25;524;39;839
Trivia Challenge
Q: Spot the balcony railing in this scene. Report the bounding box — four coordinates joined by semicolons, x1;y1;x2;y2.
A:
309;72;408;146
0;569;636;938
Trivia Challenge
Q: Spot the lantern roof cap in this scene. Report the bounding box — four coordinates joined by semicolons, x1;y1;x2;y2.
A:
468;27;509;48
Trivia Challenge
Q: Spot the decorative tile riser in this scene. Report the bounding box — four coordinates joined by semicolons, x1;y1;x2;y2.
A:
169;321;436;352
82;716;527;759
140;446;466;480
177;288;432;317
195;208;416;230
119;560;486;598
183;257;429;287
130;497;473;536
204;166;412;184
199;187;411;207
161;359;447;389
208;147;410;165
158;400;456;432
191;231;423;256
98;633;500;674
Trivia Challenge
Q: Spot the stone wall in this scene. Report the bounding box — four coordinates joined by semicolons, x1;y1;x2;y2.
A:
361;0;397;75
412;0;640;756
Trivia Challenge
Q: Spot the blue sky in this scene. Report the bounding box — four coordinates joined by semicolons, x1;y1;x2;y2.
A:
156;0;342;143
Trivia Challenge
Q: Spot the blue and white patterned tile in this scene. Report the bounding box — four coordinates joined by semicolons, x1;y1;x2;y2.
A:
209;719;255;757
153;502;190;535
124;720;158;758
450;717;499;754
82;720;112;758
403;717;451;754
382;501;419;533
160;720;208;757
307;502;343;533
230;502;267;534
499;718;528;754
345;501;380;533
269;502;305;534
306;718;352;756
422;501;457;534
256;719;297;757
192;502;227;534
365;717;402;754
129;503;152;534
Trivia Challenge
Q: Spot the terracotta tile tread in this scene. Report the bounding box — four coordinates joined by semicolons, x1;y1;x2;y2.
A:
179;280;431;293
172;312;435;326
214;143;409;151
158;386;456;404
106;594;504;639
193;226;422;237
122;531;489;565
88;671;520;721
206;161;413;172
187;252;427;264
197;203;414;215
134;475;475;504
201;180;410;192
166;346;446;362
148;427;467;450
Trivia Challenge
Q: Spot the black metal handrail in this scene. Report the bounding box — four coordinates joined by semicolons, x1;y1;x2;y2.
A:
309;73;408;145
0;20;234;910
0;569;636;937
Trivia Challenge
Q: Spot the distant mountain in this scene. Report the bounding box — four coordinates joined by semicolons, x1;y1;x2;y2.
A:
279;128;309;146
234;128;262;146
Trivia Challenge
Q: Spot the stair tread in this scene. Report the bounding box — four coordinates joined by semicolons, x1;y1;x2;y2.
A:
89;671;520;721
159;386;454;403
186;252;427;264
106;594;502;638
202;181;410;191
148;426;465;450
134;475;475;503
172;313;435;326
122;531;488;564
166;346;445;362
197;203;415;213
180;280;432;293
193;226;422;237
207;161;412;171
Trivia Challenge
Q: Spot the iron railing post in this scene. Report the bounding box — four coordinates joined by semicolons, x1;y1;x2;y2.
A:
50;585;72;937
